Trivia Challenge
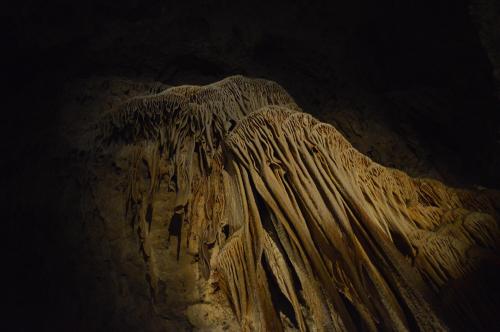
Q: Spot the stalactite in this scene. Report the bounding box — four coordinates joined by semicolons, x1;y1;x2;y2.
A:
98;76;500;331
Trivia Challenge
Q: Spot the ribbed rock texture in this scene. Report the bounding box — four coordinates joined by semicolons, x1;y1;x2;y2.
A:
96;76;500;331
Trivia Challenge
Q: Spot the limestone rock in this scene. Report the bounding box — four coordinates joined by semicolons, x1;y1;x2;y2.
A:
94;76;499;331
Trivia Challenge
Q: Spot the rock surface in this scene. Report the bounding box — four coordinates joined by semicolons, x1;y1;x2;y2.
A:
6;2;500;331
55;76;499;331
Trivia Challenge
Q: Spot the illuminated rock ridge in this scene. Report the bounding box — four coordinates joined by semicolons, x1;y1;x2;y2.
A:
99;76;500;331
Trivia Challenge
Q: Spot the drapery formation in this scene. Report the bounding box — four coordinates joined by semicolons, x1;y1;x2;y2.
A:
99;76;500;331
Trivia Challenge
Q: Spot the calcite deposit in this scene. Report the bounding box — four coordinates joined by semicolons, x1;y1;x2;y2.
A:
95;76;500;331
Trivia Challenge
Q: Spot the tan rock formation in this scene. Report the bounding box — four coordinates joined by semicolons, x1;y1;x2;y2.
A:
98;76;500;331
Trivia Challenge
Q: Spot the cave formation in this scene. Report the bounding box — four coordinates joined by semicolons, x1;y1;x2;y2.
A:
94;76;500;331
7;0;500;330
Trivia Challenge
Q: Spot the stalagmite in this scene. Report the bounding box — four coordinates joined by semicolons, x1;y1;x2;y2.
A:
98;76;500;331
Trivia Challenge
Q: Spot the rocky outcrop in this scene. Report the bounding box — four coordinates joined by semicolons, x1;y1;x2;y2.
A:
93;76;500;331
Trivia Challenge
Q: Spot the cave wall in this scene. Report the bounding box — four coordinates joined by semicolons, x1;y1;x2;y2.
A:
5;0;500;330
7;0;500;186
